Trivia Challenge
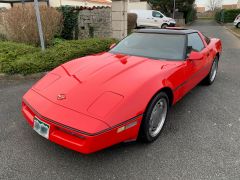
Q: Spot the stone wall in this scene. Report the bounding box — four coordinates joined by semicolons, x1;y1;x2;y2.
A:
77;7;112;39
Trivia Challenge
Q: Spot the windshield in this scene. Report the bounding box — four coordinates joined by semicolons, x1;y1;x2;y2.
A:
110;33;186;60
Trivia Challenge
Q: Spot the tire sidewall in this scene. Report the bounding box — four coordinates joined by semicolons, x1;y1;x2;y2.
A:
161;24;168;29
139;92;169;142
208;57;219;84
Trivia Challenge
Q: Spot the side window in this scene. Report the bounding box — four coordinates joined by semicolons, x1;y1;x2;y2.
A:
187;33;205;52
204;35;211;45
152;11;163;18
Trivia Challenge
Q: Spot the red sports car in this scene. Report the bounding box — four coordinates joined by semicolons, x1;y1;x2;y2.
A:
22;28;222;154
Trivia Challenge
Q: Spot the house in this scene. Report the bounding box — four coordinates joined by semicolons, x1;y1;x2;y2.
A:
128;0;151;11
222;0;240;10
222;4;237;9
196;6;205;13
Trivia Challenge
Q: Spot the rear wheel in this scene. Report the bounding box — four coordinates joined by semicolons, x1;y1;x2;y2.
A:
139;92;169;142
203;57;219;85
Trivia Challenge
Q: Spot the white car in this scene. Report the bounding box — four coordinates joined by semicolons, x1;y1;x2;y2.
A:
129;10;176;29
234;14;240;28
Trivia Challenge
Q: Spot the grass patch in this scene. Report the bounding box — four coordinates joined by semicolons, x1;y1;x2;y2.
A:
197;17;214;20
0;38;116;75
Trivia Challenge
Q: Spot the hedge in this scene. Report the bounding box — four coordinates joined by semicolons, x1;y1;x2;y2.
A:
215;9;240;23
0;38;116;75
186;7;197;24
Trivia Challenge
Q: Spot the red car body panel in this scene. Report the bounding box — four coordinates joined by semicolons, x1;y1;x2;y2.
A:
22;30;222;154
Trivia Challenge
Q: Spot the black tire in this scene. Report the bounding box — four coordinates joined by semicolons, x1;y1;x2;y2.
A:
139;92;169;143
236;23;240;28
203;56;219;85
135;23;138;29
161;24;168;29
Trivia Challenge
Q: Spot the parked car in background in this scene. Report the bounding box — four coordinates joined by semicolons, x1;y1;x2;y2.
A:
234;14;240;28
129;10;176;29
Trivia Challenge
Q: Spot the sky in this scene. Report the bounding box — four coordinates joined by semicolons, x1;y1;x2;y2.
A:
195;0;238;6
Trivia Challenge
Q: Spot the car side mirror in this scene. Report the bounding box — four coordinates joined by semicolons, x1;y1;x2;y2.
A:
188;51;203;61
109;43;116;49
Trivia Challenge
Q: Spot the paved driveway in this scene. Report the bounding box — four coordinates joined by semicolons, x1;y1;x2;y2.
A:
1;20;240;180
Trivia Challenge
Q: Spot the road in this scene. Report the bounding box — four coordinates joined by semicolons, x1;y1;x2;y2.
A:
1;20;240;180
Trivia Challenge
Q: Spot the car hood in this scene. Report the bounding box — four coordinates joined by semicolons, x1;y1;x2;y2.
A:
31;52;177;124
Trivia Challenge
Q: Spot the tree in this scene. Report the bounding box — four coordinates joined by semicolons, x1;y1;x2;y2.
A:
148;0;196;23
207;0;223;11
148;0;195;15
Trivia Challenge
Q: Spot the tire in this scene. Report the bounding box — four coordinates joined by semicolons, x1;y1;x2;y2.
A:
236;23;240;28
135;23;138;29
139;92;169;142
203;56;219;85
161;24;168;29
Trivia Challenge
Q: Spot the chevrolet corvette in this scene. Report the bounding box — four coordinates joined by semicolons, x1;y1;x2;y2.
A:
22;28;222;154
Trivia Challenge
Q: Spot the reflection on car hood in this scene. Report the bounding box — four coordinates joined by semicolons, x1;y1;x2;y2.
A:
32;52;177;121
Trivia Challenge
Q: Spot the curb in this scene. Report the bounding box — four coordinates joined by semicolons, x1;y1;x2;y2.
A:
0;72;48;80
224;26;240;38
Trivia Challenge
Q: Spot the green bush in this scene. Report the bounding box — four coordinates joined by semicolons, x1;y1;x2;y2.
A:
58;6;79;40
186;8;197;24
223;9;240;23
0;41;38;72
0;38;117;75
215;10;222;22
215;9;240;23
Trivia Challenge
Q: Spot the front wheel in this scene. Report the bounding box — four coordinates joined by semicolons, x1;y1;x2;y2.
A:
139;92;169;142
161;24;168;29
236;23;240;28
203;57;219;85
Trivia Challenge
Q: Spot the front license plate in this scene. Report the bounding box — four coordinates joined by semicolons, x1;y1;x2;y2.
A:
33;117;50;139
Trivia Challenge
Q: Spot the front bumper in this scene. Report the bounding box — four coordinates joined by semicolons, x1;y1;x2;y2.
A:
22;100;142;154
234;21;239;26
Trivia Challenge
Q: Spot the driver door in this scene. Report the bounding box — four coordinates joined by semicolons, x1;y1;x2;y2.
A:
183;33;211;93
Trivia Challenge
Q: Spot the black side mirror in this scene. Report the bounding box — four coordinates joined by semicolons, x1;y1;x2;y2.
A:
186;46;193;57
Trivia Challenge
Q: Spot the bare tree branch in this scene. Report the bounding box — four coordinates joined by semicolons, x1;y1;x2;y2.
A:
207;0;223;11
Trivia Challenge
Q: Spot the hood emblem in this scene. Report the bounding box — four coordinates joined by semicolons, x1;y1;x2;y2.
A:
57;94;66;100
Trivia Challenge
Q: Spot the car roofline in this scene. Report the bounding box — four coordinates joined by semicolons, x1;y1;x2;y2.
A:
135;28;199;35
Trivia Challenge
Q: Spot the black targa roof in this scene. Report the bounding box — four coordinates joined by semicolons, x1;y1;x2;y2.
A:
136;28;199;35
